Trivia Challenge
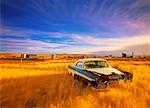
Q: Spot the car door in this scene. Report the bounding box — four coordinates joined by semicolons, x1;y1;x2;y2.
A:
68;62;83;77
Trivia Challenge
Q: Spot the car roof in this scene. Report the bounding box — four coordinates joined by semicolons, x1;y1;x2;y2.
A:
77;58;106;63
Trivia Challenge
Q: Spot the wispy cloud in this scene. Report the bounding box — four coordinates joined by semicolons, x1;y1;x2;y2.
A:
1;0;150;53
0;27;51;37
0;38;67;53
2;0;150;36
1;33;149;53
129;0;150;8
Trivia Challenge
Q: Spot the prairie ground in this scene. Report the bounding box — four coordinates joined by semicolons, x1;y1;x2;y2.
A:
0;59;150;108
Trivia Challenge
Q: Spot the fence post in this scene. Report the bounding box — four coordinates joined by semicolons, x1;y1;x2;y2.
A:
43;56;45;62
20;58;22;67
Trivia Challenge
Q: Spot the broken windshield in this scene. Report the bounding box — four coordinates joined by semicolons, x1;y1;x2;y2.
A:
84;61;109;69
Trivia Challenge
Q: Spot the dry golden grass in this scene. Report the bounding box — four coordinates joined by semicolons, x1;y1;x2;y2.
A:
0;59;150;108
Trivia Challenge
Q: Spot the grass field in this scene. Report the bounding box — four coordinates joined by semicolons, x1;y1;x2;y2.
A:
0;59;150;108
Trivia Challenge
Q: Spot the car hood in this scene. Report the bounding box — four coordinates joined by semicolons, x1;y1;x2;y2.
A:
87;67;123;75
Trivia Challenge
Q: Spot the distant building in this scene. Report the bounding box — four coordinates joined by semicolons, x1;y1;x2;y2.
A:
21;54;37;59
51;54;56;59
122;53;127;57
21;54;26;58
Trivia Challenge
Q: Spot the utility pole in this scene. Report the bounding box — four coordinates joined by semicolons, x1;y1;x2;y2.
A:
43;56;45;62
132;52;134;58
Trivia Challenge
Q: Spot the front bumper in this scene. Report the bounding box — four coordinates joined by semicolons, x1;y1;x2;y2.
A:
108;74;124;80
108;72;133;82
96;72;133;84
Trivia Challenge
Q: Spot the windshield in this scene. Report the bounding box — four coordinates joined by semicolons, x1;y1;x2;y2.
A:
84;61;109;69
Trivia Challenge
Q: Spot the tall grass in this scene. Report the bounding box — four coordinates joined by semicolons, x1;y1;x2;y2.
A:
0;60;150;108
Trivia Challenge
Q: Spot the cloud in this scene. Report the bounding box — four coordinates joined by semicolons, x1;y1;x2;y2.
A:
0;27;85;39
1;0;150;38
1;0;150;53
1;33;149;53
129;0;150;8
73;0;150;36
93;43;150;56
76;35;150;53
0;28;28;37
0;27;51;37
0;38;67;53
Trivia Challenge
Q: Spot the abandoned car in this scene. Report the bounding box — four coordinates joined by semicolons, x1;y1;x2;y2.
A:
68;58;133;89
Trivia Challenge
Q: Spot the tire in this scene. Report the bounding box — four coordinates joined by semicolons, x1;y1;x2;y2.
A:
74;74;80;81
73;74;89;88
81;79;89;88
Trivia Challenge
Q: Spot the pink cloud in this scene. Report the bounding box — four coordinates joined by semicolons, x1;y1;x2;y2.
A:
126;20;150;35
0;28;27;37
129;0;150;8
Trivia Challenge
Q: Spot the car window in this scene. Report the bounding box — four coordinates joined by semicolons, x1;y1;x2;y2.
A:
84;61;108;69
76;62;83;68
97;61;108;67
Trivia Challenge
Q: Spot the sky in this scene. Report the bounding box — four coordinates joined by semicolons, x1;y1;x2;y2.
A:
0;0;150;54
